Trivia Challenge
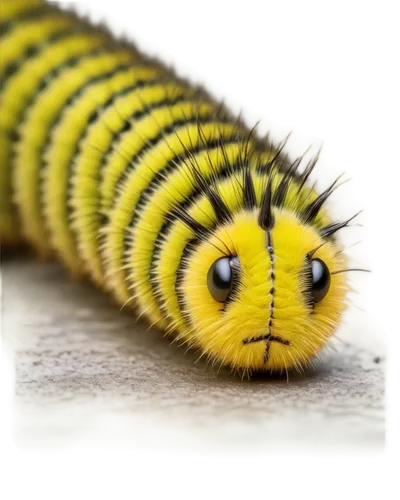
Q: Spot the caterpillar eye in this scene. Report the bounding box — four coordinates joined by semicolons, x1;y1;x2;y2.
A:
310;258;331;303
207;256;239;303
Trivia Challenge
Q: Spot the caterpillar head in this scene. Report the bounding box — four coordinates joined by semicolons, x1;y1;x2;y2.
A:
177;163;354;375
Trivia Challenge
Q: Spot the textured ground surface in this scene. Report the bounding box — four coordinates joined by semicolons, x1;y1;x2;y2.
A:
2;250;385;453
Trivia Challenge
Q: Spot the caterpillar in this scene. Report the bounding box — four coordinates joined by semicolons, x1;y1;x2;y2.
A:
0;0;360;376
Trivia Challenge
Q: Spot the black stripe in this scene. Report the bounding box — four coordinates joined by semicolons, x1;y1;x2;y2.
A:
37;62;142;211
174;238;202;326
0;4;57;37
110;105;228;202
95;87;196;197
8;45;106;144
66;77;182;216
40;62;138;168
1;27;85;87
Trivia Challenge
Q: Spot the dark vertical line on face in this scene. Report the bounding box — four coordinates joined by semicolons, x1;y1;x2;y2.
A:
265;229;276;364
264;342;271;364
246;175;279;364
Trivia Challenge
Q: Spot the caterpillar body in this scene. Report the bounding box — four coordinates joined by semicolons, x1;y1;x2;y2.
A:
0;0;356;375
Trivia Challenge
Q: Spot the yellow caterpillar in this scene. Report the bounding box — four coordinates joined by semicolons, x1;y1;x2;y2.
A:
0;0;360;375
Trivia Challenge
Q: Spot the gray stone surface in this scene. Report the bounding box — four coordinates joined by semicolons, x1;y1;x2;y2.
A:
2;250;385;452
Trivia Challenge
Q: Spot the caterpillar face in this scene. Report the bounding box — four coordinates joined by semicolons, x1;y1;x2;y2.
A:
181;209;348;373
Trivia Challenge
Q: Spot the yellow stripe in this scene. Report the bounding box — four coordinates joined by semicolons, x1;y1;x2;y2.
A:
0;0;44;23
13;49;135;257
0;14;76;74
43;65;162;274
0;33;108;133
69;82;192;285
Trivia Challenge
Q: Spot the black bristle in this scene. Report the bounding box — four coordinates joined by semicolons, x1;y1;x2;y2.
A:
243;167;257;209
258;173;275;231
256;135;290;174
320;211;362;238
208;188;232;224
273;154;307;207
301;173;344;224
296;149;321;195
191;165;233;224
273;176;289;207
331;268;371;275
173;205;207;237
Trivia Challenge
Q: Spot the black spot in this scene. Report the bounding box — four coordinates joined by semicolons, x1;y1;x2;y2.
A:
98;213;109;225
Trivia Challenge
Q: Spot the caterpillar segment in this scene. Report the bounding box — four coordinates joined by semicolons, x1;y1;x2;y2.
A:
0;1;354;374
